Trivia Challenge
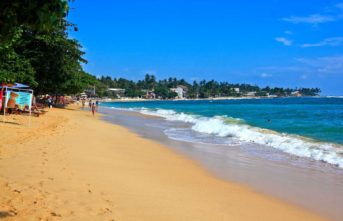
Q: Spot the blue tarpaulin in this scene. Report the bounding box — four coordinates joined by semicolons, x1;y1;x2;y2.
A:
12;83;30;88
0;82;29;89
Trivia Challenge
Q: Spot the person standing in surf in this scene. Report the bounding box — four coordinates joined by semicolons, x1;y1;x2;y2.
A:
91;102;96;116
95;100;99;111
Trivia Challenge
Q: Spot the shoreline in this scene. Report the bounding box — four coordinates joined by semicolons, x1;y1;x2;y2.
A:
99;95;325;103
100;96;261;103
0;106;327;220
100;107;343;221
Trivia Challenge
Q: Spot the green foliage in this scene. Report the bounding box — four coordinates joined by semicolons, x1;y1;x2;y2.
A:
298;88;321;96
255;91;268;97
259;87;320;96
0;1;94;96
15;28;88;94
97;75;321;99
94;81;108;98
136;74;156;90
0;28;37;86
154;85;177;99
0;0;69;43
61;71;97;95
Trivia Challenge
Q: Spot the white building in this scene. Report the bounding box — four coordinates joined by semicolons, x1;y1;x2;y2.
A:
234;88;240;93
246;91;256;97
291;91;301;97
108;88;125;93
108;88;125;98
170;85;188;99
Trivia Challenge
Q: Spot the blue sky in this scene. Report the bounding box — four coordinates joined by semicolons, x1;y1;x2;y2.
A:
68;0;343;95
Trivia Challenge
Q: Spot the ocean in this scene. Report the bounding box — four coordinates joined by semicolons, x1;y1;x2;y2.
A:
100;97;343;168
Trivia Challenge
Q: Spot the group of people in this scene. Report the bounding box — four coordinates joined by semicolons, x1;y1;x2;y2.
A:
43;95;68;109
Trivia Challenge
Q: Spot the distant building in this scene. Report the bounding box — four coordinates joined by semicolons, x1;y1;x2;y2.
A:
108;88;125;93
170;85;188;99
234;88;240;93
108;88;125;98
291;91;302;97
246;91;256;97
141;89;156;99
80;92;87;99
84;86;96;97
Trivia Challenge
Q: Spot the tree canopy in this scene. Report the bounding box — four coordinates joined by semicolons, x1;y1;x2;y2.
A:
98;74;321;99
0;0;97;95
0;0;69;43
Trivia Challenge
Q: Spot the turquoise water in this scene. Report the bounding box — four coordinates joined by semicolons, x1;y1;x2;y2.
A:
102;97;343;144
101;97;343;167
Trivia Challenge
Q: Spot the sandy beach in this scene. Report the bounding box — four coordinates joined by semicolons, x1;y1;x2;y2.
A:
0;106;327;221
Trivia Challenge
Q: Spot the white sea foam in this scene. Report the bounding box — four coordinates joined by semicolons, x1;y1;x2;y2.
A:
134;108;343;168
164;128;241;146
325;96;343;98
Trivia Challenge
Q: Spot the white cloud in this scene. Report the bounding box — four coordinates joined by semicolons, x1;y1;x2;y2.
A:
296;56;343;74
275;37;293;46
301;37;343;47
336;3;343;10
284;30;293;35
282;14;336;24
300;74;308;79
258;66;309;73
258;56;343;78
260;73;272;78
282;2;343;25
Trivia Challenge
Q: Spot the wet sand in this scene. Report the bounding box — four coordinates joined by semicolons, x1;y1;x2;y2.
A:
0;106;327;220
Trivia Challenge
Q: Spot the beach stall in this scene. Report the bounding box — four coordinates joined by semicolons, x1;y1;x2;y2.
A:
0;83;34;121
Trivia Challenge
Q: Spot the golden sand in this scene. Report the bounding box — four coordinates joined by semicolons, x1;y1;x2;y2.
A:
0;106;327;220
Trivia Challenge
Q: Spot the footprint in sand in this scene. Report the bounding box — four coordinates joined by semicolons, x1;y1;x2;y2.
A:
98;207;112;215
13;189;21;194
50;212;62;217
104;199;114;206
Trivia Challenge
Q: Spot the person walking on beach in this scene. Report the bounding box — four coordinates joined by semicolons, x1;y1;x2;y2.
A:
91;102;96;116
95;100;99;111
48;96;52;109
81;99;85;109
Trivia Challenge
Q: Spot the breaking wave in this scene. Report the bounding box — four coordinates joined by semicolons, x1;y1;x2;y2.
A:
113;107;343;168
